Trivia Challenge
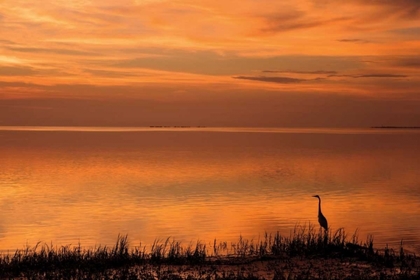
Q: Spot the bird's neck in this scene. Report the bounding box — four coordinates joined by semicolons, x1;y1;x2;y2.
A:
318;198;322;214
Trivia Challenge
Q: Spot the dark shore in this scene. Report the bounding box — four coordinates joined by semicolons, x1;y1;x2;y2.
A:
0;228;419;279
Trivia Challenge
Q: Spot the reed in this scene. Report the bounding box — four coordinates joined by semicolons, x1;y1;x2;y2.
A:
0;225;418;279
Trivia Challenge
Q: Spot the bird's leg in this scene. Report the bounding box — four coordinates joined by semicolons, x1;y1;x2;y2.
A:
323;229;328;244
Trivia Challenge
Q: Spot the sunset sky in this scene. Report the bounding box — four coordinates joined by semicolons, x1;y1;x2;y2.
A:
1;0;419;127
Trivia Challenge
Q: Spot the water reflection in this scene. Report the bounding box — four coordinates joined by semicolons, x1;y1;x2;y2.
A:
0;129;419;253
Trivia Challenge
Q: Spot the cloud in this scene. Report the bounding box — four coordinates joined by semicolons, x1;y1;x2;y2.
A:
113;51;362;76
0;66;36;76
238;71;412;86
392;57;420;69
262;70;338;75
1;0;419;109
233;76;306;84
365;0;420;19
337;39;370;44
389;27;420;37
7;46;97;57
329;74;408;78
261;10;349;33
82;68;141;78
113;51;238;75
357;74;408;78
0;39;14;44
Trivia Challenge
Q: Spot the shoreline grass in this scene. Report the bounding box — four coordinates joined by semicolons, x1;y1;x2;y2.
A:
0;225;419;279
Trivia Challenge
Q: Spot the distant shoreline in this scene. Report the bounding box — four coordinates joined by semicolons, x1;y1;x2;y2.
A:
371;126;420;129
149;125;207;128
1;126;420;133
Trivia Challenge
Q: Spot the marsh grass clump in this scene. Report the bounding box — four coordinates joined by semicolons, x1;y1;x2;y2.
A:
214;224;376;261
0;234;139;277
0;226;418;279
150;238;206;265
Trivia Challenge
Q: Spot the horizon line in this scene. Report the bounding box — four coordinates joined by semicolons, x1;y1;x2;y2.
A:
1;125;419;134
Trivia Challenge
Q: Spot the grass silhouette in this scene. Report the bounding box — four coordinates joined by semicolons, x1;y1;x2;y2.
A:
0;225;418;279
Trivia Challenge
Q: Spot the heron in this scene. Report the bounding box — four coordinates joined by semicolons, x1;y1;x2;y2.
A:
312;195;328;231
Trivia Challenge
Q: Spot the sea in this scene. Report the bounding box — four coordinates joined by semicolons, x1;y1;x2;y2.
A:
0;126;419;253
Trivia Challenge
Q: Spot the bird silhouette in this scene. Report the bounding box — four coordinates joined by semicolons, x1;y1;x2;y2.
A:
312;195;328;231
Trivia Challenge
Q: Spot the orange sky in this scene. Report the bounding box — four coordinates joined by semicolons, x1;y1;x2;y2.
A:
1;0;419;127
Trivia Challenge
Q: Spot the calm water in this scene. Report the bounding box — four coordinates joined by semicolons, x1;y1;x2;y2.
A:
0;127;419;253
